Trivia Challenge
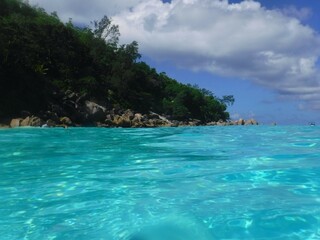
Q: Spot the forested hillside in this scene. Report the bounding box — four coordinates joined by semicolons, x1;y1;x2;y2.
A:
0;0;233;125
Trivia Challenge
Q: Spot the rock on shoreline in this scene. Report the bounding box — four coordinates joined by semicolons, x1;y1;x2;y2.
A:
4;111;258;129
1;91;258;129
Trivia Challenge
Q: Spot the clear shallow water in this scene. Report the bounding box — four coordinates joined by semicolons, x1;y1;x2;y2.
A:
0;126;320;240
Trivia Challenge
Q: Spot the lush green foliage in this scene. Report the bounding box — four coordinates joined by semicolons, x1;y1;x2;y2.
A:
0;0;232;122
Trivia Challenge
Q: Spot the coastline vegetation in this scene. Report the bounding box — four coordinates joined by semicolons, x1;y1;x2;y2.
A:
0;0;234;125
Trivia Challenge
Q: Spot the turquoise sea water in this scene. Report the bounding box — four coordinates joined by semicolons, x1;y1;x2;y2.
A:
0;126;320;240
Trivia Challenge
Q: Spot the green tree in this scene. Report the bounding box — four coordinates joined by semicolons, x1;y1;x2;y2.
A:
92;15;120;46
220;95;235;106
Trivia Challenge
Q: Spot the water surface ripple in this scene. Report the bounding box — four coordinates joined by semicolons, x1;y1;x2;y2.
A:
1;126;320;239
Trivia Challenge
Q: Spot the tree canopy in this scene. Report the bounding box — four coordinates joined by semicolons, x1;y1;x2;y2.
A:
0;0;232;122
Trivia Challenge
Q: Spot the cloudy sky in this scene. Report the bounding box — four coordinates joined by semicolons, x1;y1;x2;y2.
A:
28;0;320;124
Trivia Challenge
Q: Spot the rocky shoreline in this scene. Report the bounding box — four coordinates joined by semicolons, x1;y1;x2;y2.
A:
2;112;258;129
0;91;258;129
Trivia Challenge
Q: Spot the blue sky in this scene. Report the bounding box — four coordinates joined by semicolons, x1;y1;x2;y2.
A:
29;0;320;125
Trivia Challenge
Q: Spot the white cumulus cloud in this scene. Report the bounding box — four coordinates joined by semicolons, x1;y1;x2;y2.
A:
112;0;320;110
27;0;144;23
282;5;312;21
